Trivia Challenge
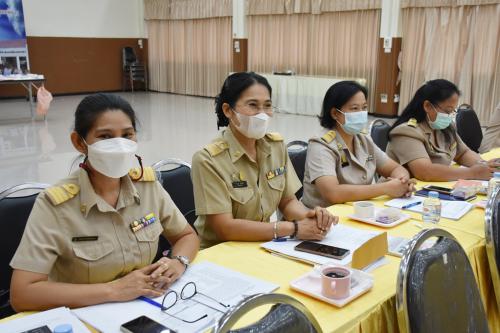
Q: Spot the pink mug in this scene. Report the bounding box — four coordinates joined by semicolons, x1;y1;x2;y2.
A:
321;267;351;299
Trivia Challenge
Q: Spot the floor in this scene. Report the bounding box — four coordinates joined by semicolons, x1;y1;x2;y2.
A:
0;92;390;190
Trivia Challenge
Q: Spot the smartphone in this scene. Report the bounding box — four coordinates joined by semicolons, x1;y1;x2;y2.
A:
423;185;453;194
295;241;350;260
121;316;176;333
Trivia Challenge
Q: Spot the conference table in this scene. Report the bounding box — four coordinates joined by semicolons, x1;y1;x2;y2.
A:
0;74;45;120
2;148;499;332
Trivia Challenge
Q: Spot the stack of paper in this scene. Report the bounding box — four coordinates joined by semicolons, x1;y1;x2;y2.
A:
0;307;90;333
73;261;279;333
261;224;383;266
385;196;474;220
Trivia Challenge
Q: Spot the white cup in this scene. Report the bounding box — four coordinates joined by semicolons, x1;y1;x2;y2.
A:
353;201;375;219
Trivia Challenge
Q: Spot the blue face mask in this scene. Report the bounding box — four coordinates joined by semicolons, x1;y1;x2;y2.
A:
429;107;453;130
337;109;368;135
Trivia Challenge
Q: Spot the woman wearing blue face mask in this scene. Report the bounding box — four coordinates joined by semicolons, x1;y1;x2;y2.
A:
386;79;499;181
302;81;414;207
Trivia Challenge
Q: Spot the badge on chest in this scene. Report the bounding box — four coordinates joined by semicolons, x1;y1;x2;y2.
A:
266;166;286;180
130;212;157;233
231;171;248;188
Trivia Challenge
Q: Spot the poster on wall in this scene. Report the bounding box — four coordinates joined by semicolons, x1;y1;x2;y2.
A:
0;0;28;73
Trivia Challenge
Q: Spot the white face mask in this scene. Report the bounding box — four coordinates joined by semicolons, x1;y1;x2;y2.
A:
233;111;270;139
86;137;138;178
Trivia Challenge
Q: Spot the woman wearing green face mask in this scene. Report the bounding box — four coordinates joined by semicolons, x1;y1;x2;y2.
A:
302;81;415;207
386;79;499;181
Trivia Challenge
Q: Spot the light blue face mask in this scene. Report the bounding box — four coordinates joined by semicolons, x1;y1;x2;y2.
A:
336;109;368;135
429;106;453;130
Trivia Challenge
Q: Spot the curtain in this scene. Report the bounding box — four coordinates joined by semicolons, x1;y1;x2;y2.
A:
144;0;232;20
248;10;381;110
147;17;232;97
246;0;381;15
399;4;500;124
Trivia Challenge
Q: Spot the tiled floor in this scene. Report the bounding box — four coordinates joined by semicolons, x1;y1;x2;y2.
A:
0;92;390;189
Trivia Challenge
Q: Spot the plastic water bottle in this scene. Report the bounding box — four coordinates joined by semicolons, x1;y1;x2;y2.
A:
422;191;441;227
487;172;500;201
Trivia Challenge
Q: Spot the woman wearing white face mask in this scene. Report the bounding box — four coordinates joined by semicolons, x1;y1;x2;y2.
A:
386;79;499;181
191;72;339;249
302;81;414;207
10;93;199;312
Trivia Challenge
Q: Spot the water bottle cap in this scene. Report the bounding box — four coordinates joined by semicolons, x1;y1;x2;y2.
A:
53;324;73;333
494;172;500;178
428;191;439;198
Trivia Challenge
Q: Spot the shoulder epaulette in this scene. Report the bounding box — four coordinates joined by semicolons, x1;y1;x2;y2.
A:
321;130;336;143
204;141;229;157
130;166;156;182
45;183;80;206
265;132;283;141
407;118;417;128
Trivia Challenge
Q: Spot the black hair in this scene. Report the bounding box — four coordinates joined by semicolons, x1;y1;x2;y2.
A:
389;79;461;138
318;81;368;129
215;72;272;129
74;93;138;139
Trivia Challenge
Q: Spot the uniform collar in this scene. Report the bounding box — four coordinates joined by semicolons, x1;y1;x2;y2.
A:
223;127;271;163
78;169;140;217
335;131;368;168
421;119;434;134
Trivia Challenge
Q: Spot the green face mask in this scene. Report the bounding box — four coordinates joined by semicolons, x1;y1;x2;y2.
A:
429;106;453;130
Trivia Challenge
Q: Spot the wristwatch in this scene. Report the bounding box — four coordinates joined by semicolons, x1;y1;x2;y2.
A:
172;255;190;269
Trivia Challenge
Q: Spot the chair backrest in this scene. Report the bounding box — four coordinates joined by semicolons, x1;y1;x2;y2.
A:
287;141;308;199
369;119;391;151
152;159;196;259
455;104;483;152
0;183;48;318
122;47;137;67
396;228;489;333
212;293;322;333
485;186;500;308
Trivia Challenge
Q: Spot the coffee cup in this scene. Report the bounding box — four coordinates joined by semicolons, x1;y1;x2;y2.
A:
321;266;351;299
354;201;375;219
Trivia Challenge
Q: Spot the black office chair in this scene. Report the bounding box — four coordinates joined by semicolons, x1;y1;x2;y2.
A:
287;141;308;199
0;183;48;319
151;159;196;259
211;293;322;333
485;186;500;308
122;47;147;92
455;104;483;152
396;228;489;333
369;119;391;151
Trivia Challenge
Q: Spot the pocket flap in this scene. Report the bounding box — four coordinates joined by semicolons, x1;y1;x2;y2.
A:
267;175;285;191
229;188;254;204
135;221;164;242
73;241;113;261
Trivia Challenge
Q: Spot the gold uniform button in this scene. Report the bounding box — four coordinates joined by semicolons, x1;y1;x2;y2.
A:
362;175;367;180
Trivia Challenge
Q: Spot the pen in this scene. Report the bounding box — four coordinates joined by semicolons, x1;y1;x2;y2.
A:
138;296;163;309
402;201;422;209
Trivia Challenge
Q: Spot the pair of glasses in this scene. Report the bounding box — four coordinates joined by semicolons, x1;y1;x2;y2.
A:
433;104;457;116
235;103;278;115
160;282;230;324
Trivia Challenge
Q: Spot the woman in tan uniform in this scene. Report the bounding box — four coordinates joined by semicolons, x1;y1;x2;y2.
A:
302;81;414;208
192;72;338;249
386;79;499;181
10;94;199;311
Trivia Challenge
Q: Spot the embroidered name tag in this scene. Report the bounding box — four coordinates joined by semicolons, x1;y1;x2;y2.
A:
72;236;98;242
130;212;157;233
266;166;286;180
231;171;248;188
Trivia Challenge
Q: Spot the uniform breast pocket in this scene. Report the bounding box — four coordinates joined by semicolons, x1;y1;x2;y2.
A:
72;241;115;284
267;174;286;207
228;187;255;217
134;221;164;265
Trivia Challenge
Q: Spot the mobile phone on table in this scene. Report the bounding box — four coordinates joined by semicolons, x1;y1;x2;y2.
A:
295;241;350;260
121;316;176;333
422;185;452;194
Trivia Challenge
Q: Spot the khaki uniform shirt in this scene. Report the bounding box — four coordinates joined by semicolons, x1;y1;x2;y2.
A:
302;130;389;208
10;167;187;284
386;118;469;168
192;128;301;249
479;102;500;153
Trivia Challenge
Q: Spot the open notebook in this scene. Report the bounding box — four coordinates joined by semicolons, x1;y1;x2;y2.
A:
385;196;474;220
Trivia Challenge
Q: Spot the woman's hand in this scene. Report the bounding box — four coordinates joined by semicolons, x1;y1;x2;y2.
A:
470;163;494;180
385;178;413;198
108;263;164;302
307;207;338;232
150;256;186;290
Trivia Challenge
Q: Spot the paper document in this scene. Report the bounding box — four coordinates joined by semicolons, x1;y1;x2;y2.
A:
388;236;437;257
385;196;473;220
73;261;278;333
261;224;383;266
0;307;90;333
